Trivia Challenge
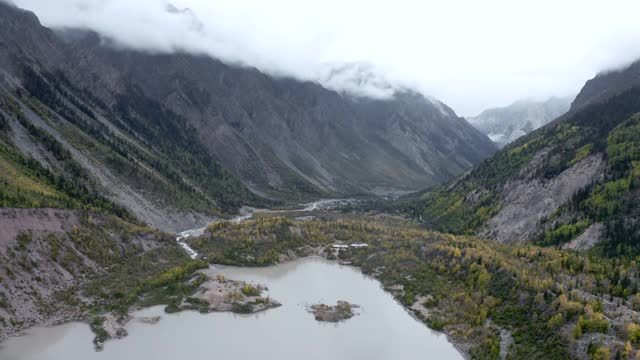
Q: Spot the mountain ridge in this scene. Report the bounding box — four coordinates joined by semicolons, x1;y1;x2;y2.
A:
56;27;496;198
410;61;640;252
468;96;573;147
0;2;496;228
571;59;640;112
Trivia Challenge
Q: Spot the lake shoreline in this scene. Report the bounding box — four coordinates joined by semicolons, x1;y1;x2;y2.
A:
1;198;467;358
328;258;473;360
0;256;467;360
207;255;473;360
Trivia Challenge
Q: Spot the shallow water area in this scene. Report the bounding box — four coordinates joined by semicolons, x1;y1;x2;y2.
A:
0;257;462;360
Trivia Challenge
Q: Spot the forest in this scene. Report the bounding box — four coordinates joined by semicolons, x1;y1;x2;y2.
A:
184;216;640;359
409;86;640;259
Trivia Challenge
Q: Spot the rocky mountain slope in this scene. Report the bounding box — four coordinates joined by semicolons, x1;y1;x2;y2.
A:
0;3;262;231
0;208;190;342
1;2;496;219
411;60;640;253
63;33;496;198
467;96;573;147
571;59;640;112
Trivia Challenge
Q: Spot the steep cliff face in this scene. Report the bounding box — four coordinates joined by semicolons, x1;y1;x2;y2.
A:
412;63;640;252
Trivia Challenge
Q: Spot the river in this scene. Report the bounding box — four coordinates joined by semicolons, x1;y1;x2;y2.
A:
176;199;358;259
0;257;463;360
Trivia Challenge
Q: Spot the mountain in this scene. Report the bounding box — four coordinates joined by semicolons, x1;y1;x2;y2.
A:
571;59;640;112
0;2;496;231
410;61;640;254
63;35;496;199
0;2;498;344
2;3;640;359
0;4;260;231
0;3;210;342
467;96;573;147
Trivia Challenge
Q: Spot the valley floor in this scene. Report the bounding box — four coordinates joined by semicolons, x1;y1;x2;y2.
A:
3;203;640;360
185;210;640;360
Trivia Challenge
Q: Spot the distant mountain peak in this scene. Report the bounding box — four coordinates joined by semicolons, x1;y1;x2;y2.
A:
468;95;574;148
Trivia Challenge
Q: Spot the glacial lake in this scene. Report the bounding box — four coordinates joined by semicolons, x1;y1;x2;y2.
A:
0;257;463;360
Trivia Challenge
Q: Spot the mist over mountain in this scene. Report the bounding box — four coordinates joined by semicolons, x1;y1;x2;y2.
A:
467;96;573;147
571;58;640;112
4;2;640;360
12;0;640;115
0;2;496;219
413;54;640;248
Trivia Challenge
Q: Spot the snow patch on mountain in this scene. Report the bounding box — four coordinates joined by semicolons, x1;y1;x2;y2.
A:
468;96;573;148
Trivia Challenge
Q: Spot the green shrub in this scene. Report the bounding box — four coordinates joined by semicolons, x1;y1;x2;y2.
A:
241;283;260;297
15;231;32;251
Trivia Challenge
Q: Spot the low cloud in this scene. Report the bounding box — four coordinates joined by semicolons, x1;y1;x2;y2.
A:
12;0;640;115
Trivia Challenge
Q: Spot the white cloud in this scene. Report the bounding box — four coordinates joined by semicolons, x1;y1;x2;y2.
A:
12;0;640;115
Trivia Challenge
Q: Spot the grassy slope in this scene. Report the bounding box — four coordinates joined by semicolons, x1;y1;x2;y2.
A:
0;105;132;219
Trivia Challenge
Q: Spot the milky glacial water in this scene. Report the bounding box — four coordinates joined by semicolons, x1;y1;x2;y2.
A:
0;257;462;360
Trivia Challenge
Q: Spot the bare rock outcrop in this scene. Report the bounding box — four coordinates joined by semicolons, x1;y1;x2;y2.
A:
479;154;606;244
562;223;605;251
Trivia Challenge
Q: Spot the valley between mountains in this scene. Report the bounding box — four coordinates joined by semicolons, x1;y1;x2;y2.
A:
2;2;640;360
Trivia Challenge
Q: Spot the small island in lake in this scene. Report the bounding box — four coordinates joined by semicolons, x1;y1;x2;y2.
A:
181;274;281;314
308;301;359;322
91;273;280;350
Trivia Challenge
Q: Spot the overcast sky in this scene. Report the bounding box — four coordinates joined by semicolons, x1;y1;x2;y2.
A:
12;0;640;115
